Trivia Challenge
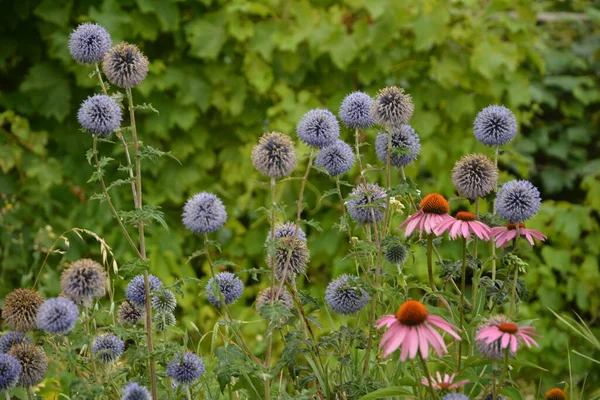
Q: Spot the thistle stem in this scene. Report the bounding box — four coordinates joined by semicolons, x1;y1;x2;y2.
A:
491;145;499;283
509;225;521;317
457;237;467;371
264;178;277;400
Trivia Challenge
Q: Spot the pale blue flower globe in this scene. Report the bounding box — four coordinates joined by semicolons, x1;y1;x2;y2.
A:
69;23;112;64
297;109;340;148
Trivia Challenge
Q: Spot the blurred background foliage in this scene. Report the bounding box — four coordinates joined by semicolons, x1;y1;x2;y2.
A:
1;0;599;393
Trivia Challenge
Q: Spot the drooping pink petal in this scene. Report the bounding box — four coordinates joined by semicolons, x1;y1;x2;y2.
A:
526;229;547;241
518;332;540;347
408;327;420;359
424;325;447;357
433;219;454;236
376;315;397;329
417;325;430;359
444;373;452;383
461;221;471;239
471;221;491;241
501;332;511;349
490;227;507;236
522;231;536;246
450;221;462;239
380;323;401;347
399;329;412;361
452;379;470;389
427;316;461;340
400;212;422;237
382;324;410;357
421;376;431;387
510;334;518;353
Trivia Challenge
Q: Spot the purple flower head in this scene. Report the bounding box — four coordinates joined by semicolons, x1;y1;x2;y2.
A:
265;221;307;244
375;124;420;168
339;92;374;129
346;183;387;224
122;382;151;400
125;274;163;308
36;297;79;335
371;86;414;126
167;353;205;386
496;180;541;223
206;272;244;308
69;23;112;64
296;109;340;148
0;332;30;354
0;353;21;392
325;274;369;315
92;334;124;363
315;140;355;177
182;192;227;235
473;105;517;146
61;258;107;306
77;94;122;137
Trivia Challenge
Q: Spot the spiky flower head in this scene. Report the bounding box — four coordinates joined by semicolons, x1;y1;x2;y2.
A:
103;42;148;88
325;274;370;315
122;382;151;400
125;274;163;308
473;105;517;146
441;395;470;400
496;180;541;223
545;388;567;400
375;124;421;168
151;290;177;314
475;315;518;360
265;222;307;243
346;183;387;224
92;334;124;364
452;154;498;199
0;332;29;354
482;394;507;400
117;301;144;325
315;140;355;177
267;237;310;282
385;242;408;265
252;132;297;179
206;272;244;308
339;91;374;129
0;353;21;392
296;109;340;148
167;353;205;386
371;86;414;126
255;287;294;312
8;342;47;387
153;312;176;332
61;258;107;306
77;94;122;137
36;298;79;335
68;23;112;64
2;289;44;332
182;192;228;235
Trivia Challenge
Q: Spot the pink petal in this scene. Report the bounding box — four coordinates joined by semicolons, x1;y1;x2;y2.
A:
399;329;413;361
461;221;471;238
522;231;535;246
451;380;470;389
427;316;461;340
417;325;430;360
471;221;491;241
527;229;547;241
434;219;454;236
382;324;409;357
400;212;422;237
376;315;397;329
450;221;462;239
409;327;420;359
421;377;430;387
510;335;518;353
490;227;506;236
424;325;447;356
501;333;511;349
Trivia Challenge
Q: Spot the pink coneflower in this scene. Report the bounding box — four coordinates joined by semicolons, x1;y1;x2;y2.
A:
476;315;540;354
490;223;546;248
433;211;492;240
377;300;461;361
398;193;453;238
421;372;469;390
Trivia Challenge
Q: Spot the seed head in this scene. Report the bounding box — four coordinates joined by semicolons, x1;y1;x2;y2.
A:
255;287;294;312
346;183;387;224
153;312;176;332
2;289;44;332
8;342;47;387
103;42;149;88
61;258;107;306
267;237;310;282
452;154;498;199
371;86;414;126
117;301;144;325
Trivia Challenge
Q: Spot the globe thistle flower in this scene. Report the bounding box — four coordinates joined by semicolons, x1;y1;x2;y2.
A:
267;237;310;282
182;192;228;235
252;132;297;179
122;382;151;400
92;334;124;363
117;301;144;325
255;287;294;312
36;297;79;335
545;388;567;400
339;91;374;129
496;180;542;223
68;23;112;64
296;109;340;148
167;353;205;386
1;288;44;332
325;275;369;315
315;140;355;177
442;395;470;400
384;242;408;265
265;221;307;243
482;394;507;400
377;300;461;361
375;125;421;168
476;330;510;361
473;105;517;146
371;86;414;126
0;353;21;392
0;332;29;354
421;372;469;390
398;193;453;238
490;223;547;248
102;42;149;88
77;94;122;137
8;342;47;387
346;183;387;224
205;272;244;308
476;315;540;355
153;312;176;332
61;258;107;306
151;290;177;314
434;212;492;241
452;154;498;199
125;274;163;308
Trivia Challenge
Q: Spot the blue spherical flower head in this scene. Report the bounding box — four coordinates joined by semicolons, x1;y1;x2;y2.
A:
167;353;205;386
496;180;541;223
441;395;470;400
69;23;112;64
92;334;124;363
77;94;122;137
315;140;355;177
346;183;387;224
61;258;107;306
265;221;307;244
339;92;374;129
37;297;79;335
473;105;517;146
375;124;421;168
0;332;29;354
206;272;244;308
151;290;177;314
182;192;228;235
122;382;151;400
0;353;22;392
296;109;340;148
125;274;163;308
325;275;369;315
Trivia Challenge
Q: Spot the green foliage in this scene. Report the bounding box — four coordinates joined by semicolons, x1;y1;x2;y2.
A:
0;0;599;396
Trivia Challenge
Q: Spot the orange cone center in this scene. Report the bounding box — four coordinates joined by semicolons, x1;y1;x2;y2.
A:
395;300;429;326
455;211;476;221
507;223;526;230
419;194;449;215
545;388;567;400
498;322;519;334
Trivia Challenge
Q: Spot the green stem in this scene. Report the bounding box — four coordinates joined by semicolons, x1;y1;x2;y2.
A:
426;235;437;293
418;355;437;400
509;225;521;317
491;145;499;282
457;237;467;371
186;387;193;400
400;166;417;212
26;388;34;400
494;347;510;399
383;127;392;236
264;178;277;400
83;306;99;382
473;198;480;258
354;128;367;186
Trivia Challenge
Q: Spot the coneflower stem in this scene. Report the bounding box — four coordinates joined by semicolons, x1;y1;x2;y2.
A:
426;235;437;294
418;354;438;400
457;237;467;371
494;347;510;400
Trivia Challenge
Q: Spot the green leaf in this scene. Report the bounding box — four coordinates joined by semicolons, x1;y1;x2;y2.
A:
360;386;414;399
20;63;71;121
185;12;227;60
413;7;448;51
243;53;274;94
